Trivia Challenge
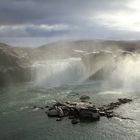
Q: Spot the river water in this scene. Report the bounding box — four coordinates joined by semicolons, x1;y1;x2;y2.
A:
0;81;140;140
0;57;140;140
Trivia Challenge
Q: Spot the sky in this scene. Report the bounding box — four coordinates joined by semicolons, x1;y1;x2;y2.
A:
0;0;140;47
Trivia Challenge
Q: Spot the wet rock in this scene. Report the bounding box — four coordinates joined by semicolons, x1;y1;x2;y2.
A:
46;109;59;117
62;108;70;116
56;118;62;121
64;101;95;110
106;110;113;114
33;106;38;109
99;111;106;116
68;92;79;97
54;102;64;106
68;116;75;119
80;95;90;102
80;95;90;100
55;106;64;117
39;107;44;110
45;105;49;108
40;97;133;124
99;98;133;111
79;108;100;121
71;119;79;124
106;113;114;118
118;98;132;103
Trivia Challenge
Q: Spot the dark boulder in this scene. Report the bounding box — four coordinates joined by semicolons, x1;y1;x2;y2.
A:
80;95;90;102
68;116;75;119
39;107;44;110
71;119;79;124
79;108;100;121
99;111;106;116
106;113;114;118
46;109;59;117
118;98;132;103
56;106;64;117
56;118;62;121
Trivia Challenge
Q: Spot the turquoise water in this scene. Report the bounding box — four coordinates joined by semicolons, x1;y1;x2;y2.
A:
0;81;140;140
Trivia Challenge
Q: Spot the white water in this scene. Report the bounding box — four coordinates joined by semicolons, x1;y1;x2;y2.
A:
31;57;87;87
110;53;140;90
30;50;140;91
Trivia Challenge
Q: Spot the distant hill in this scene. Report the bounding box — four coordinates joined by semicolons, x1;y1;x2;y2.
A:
38;40;140;59
10;39;140;61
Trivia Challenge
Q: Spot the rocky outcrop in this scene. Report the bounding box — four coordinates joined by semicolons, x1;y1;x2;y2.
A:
80;95;90;102
0;43;31;86
33;97;133;124
45;101;100;123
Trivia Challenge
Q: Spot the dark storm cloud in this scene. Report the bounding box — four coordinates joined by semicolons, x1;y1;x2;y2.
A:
0;0;128;25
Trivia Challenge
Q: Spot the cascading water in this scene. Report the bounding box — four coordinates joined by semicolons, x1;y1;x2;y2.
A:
31;57;87;87
111;53;140;90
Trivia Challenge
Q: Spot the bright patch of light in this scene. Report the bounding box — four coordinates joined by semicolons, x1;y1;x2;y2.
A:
92;0;140;32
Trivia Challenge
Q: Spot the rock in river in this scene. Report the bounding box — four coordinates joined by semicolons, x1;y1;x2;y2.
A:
46;109;59;117
80;95;90;102
38;98;133;125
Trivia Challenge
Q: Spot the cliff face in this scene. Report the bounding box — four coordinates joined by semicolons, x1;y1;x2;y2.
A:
0;43;31;86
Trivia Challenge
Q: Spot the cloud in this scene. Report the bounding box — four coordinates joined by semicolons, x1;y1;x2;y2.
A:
90;0;140;32
0;24;74;37
0;0;140;45
0;0;128;25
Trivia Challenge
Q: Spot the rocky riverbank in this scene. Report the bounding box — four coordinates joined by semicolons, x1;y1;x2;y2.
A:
33;97;133;124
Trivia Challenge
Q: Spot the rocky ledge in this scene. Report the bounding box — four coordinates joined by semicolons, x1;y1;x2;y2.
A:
33;97;133;124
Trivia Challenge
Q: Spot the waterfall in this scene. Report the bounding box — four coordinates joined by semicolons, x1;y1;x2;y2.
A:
31;57;87;87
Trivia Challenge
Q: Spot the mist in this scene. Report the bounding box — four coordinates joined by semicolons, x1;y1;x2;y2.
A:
110;52;140;90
